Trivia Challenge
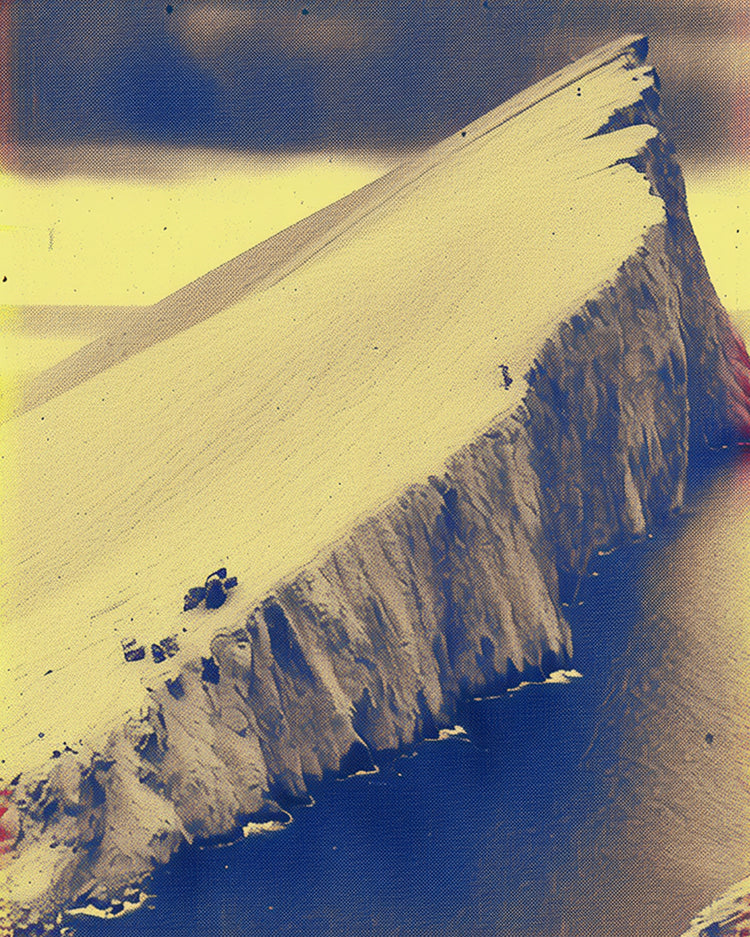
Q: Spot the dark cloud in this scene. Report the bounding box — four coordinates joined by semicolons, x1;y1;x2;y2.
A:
176;4;377;58
9;0;749;159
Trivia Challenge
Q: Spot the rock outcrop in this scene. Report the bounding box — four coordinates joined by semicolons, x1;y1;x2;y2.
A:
3;35;750;932
680;879;750;937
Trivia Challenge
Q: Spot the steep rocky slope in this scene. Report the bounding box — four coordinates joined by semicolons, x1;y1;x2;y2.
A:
2;36;749;932
680;877;750;937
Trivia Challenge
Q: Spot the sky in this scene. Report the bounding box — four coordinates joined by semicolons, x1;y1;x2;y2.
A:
5;0;749;159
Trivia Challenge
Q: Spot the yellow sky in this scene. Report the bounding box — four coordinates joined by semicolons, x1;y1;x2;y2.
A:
0;151;389;380
0;152;390;305
0;149;748;375
682;160;750;333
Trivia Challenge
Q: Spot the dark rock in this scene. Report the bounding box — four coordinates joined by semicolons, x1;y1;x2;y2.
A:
204;579;227;609
160;636;180;657
166;677;184;699
338;740;376;777
201;657;220;684
183;587;206;611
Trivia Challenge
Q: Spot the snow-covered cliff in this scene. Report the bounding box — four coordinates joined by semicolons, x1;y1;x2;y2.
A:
3;35;749;932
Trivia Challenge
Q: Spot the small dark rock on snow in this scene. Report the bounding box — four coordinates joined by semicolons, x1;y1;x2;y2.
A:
183;568;238;611
121;637;146;662
151;634;181;662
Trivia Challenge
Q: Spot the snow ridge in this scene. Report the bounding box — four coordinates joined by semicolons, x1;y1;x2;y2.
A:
3;36;750;932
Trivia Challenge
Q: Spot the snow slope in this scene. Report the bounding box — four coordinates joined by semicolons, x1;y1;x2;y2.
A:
2;35;749;930
1;36;664;773
17;35;665;415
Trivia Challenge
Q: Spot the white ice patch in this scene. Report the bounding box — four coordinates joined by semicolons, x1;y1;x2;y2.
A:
507;669;583;694
338;764;380;779
436;725;469;741
65;891;153;920
242;809;293;836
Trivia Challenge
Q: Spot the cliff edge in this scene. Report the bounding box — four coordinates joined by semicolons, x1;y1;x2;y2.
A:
2;36;749;932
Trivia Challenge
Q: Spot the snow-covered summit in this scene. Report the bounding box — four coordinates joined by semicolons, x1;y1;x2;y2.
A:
2;36;663;776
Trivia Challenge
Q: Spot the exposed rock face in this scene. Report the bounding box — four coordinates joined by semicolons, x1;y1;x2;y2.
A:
680;878;750;937
4;36;750;933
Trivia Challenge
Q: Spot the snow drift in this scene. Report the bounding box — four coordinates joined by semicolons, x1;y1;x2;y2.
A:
2;35;749;931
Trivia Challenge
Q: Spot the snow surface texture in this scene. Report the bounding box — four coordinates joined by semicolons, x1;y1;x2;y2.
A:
3;35;750;931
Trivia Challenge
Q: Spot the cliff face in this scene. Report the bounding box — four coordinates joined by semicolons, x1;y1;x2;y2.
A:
4;36;750;932
680;877;750;937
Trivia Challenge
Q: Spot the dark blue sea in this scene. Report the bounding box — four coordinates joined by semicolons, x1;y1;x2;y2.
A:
69;449;750;937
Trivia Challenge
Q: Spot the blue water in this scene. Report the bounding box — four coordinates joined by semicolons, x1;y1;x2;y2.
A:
69;450;750;937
